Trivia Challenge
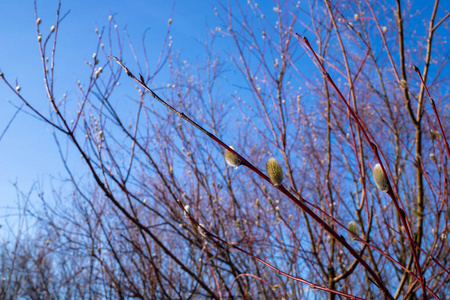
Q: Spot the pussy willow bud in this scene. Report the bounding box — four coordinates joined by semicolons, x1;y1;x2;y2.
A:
224;146;241;168
429;153;437;164
198;223;206;236
372;163;389;192
183;205;190;218
348;221;359;240
266;157;283;187
429;130;436;141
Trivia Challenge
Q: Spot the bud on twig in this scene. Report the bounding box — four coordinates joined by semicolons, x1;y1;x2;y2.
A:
184;205;190;218
372;164;389;192
429;130;436;141
429;153;437;164
266;157;283;187
348;221;359;240
198;223;206;236
435;130;442;140
224;146;241;168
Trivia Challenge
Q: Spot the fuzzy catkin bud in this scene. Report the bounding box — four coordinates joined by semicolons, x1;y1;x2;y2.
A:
224;146;241;168
429;130;437;141
198;223;206;236
372;164;389;192
266;157;283;187
183;205;190;219
348;221;359;240
429;153;437;164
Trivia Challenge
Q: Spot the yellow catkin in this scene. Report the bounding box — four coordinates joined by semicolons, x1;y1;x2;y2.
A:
224;146;241;167
266;157;283;187
348;221;359;240
429;130;437;141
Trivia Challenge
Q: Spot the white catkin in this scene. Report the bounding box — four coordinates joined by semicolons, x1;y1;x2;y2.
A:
372;164;389;192
198;223;206;236
429;153;437;164
184;205;190;219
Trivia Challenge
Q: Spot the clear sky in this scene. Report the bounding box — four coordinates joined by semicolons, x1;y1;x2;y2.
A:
0;0;280;231
0;0;449;232
1;3;450;297
0;0;224;228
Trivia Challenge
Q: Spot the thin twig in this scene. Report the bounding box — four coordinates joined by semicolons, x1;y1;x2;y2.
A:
109;54;394;299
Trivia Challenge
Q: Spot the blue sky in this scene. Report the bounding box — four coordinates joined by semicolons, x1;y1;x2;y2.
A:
0;0;224;226
0;2;449;298
0;0;449;231
0;0;283;219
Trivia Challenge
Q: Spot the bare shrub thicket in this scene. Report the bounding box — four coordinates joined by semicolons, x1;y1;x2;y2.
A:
1;0;450;299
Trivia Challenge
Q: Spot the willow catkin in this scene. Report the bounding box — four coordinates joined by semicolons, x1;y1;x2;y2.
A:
198;223;206;236
348;221;359;241
429;153;437;164
224;146;241;168
372;163;389;192
429;130;437;141
183;205;190;219
266;157;283;187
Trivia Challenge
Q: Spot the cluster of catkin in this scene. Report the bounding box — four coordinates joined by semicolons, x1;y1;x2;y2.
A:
225;147;393;242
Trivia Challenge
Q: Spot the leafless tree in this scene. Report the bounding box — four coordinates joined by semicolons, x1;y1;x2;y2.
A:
1;0;450;299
